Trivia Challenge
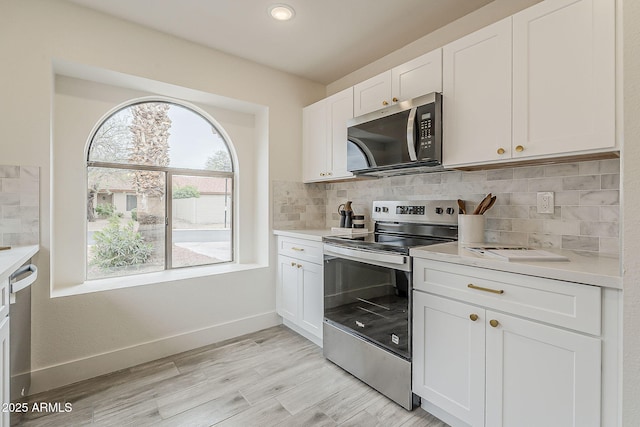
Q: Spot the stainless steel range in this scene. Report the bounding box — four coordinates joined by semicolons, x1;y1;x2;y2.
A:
322;200;458;410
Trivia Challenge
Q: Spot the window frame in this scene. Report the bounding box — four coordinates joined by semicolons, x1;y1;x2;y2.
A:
86;98;236;279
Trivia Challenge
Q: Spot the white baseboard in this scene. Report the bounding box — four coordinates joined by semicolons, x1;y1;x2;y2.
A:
29;311;281;395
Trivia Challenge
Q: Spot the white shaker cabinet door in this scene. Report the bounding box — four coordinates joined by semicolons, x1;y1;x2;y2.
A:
512;0;616;158
302;98;328;182
353;71;392;117
0;317;8;427
485;311;601;427
442;18;512;167
298;261;323;339
392;49;442;103
413;292;485;427
277;256;300;323
326;87;354;180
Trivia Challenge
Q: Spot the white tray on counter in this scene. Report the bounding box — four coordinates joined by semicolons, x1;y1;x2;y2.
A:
330;227;369;235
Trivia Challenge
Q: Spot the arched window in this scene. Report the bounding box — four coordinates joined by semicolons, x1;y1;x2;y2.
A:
86;100;234;280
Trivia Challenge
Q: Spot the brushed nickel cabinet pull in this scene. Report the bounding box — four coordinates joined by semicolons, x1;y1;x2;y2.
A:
469;313;479;322
489;319;500;328
467;283;504;295
291;247;304;252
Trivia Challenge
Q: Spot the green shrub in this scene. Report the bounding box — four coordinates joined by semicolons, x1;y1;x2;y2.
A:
95;203;116;217
173;185;200;199
131;208;137;222
91;217;153;268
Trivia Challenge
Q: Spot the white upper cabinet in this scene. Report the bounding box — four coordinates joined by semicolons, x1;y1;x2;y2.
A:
512;0;616;158
302;99;327;182
391;49;443;104
353;71;392;117
354;49;442;117
443;0;616;168
442;18;512;166
302;87;354;183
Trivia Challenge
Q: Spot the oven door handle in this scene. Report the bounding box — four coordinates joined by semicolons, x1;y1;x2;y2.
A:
323;244;408;267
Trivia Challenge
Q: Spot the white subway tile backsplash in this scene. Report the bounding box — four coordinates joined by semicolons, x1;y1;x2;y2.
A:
600;237;620;254
528;177;564;192
544;163;579;177
0;165;39;246
580;221;619;238
544;220;580;236
600;206;620;222
514;166;544;179
273;159;620;254
562;206;600;221
601;174;620;189
579;161;601;176
562;235;599;252
562;175;600;191
579;190;619;205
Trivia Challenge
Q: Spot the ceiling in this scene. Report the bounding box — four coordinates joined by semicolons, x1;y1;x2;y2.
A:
65;0;494;85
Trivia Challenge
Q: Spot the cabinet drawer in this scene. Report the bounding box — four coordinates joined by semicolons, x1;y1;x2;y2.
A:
414;259;601;335
278;237;323;264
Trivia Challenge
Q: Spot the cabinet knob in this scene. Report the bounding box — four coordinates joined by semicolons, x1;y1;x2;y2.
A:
469;313;479;322
320;172;326;176
515;145;524;153
327;172;332;176
382;100;389;106
497;147;505;155
297;264;302;269
290;262;296;267
392;97;398;102
489;319;500;328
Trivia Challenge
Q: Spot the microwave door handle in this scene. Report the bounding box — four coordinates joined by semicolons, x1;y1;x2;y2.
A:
406;107;418;161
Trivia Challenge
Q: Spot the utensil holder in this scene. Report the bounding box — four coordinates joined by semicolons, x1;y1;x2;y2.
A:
458;214;485;244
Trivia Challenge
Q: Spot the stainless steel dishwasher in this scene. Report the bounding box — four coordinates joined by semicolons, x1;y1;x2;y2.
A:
9;262;37;401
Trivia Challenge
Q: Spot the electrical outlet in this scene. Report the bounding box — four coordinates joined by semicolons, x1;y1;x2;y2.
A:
537;192;554;214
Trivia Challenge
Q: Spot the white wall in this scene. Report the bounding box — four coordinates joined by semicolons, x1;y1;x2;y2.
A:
0;0;324;393
622;0;640;423
326;0;543;95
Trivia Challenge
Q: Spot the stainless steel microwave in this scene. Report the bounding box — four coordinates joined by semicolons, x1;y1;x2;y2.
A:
347;92;442;177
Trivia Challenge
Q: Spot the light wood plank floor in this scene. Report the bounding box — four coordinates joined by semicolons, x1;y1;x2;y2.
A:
14;326;449;426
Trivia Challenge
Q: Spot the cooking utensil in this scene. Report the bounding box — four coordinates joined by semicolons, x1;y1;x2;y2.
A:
457;199;466;214
480;195;497;214
473;193;492;215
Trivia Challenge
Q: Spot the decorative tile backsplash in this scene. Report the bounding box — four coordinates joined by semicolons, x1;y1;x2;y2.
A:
273;159;620;254
0;165;39;246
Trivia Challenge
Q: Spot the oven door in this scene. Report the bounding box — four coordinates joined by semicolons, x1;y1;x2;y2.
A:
323;247;412;360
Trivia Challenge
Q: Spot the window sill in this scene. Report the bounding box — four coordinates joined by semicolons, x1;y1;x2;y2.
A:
51;262;267;298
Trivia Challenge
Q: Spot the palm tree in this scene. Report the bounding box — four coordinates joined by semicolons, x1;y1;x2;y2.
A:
129;102;172;259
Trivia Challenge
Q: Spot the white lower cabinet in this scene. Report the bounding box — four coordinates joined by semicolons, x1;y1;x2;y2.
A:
276;237;323;344
485;310;600;427
413;259;604;427
413;292;485;427
0;317;8;427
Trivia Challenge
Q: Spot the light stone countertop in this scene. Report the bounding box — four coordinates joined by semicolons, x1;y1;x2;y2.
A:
411;242;621;289
0;245;40;283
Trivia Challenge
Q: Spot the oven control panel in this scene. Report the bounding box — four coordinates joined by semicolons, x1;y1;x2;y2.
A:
372;200;459;225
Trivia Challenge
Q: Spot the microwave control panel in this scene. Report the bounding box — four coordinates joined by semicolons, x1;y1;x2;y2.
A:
415;95;441;162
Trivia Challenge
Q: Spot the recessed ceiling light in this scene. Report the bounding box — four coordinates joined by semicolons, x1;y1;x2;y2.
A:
268;4;295;21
